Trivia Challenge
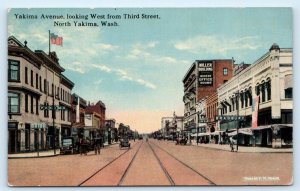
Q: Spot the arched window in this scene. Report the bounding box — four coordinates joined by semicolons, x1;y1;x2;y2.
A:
266;79;271;101
261;81;266;102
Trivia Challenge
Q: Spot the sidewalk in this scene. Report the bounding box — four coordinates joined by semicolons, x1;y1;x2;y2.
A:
190;142;293;153
8;149;61;159
8;141;121;159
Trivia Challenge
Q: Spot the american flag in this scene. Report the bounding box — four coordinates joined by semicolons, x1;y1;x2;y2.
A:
50;33;63;46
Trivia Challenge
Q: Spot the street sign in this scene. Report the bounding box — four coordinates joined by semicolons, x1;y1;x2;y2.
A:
30;123;46;129
215;115;245;121
40;104;66;110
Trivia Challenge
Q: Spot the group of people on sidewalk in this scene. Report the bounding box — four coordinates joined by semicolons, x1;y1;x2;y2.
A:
78;136;102;155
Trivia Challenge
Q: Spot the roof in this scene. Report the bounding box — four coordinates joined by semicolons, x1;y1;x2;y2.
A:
61;74;75;89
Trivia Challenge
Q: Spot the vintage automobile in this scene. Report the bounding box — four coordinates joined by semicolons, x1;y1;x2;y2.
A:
119;137;131;149
60;137;75;154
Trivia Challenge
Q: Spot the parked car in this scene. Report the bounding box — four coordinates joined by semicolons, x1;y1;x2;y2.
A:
138;136;143;140
60;137;75;154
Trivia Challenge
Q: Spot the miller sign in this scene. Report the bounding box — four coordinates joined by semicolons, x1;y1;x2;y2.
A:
198;61;213;86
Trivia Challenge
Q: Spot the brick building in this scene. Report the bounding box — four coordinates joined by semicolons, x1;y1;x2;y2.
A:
183;59;234;136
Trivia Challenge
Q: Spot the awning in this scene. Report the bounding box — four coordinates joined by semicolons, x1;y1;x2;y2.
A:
228;128;253;136
191;132;210;137
251;125;271;131
251;124;293;131
210;131;224;135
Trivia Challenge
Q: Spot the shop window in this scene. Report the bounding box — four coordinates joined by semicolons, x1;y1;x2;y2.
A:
8;60;20;82
8;92;20;113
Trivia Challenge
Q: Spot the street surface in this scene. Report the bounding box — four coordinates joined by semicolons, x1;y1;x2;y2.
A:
8;139;292;186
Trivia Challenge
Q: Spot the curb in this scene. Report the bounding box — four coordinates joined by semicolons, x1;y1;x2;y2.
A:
190;143;293;153
8;153;60;159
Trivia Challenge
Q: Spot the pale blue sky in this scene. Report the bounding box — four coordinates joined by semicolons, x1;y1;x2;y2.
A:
8;8;292;131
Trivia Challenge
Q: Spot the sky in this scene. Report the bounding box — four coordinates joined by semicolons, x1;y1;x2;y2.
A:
8;8;292;133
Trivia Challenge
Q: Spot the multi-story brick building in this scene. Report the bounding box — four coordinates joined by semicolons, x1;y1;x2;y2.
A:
84;101;106;141
183;59;234;138
8;36;74;153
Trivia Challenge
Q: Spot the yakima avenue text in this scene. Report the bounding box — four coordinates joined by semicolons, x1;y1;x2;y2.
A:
14;13;160;20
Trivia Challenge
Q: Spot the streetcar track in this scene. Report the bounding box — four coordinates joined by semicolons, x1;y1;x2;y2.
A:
147;141;175;186
78;141;142;186
118;141;143;186
151;141;216;185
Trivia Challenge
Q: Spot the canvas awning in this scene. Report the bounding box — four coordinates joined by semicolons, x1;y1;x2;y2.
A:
191;132;210;137
210;131;224;135
228;128;253;136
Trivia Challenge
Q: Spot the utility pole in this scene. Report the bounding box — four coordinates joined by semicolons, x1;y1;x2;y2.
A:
236;91;239;152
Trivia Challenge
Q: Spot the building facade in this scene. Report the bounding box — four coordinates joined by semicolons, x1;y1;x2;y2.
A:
217;44;293;148
183;59;234;139
8;36;74;153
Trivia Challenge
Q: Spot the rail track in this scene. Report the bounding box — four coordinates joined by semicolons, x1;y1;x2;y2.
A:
78;141;143;186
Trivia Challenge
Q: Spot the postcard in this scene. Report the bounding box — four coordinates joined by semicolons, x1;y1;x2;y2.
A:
7;8;293;186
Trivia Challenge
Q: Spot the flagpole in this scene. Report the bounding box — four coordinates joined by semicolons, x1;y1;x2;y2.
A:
49;30;51;55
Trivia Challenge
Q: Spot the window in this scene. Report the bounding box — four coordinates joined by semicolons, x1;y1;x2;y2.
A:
8;92;20;113
261;82;266;102
267;80;271;101
36;74;38;89
223;68;228;76
285;88;293;99
51;83;54;96
47;81;50;95
31;95;34;114
39;76;42;91
57;87;60;99
44;79;47;93
25;94;28;112
36;97;39;115
31;70;33;87
8;60;20;82
25;67;28;84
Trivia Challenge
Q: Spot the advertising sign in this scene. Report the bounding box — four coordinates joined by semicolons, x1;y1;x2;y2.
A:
198;61;213;86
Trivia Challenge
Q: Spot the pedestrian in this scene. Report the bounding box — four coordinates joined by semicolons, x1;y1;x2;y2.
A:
80;137;88;155
229;136;234;152
94;137;101;155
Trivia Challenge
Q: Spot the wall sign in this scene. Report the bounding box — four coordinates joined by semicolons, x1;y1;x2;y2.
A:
198;61;213;86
